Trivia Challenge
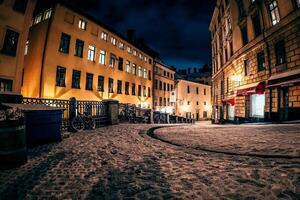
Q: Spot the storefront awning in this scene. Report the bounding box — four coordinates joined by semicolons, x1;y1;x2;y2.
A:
222;97;235;106
267;69;300;88
236;82;265;96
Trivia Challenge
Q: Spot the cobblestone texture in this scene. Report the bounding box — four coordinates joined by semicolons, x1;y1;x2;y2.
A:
0;123;299;199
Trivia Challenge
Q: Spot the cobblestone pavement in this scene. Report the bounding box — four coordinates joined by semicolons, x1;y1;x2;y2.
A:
0;123;299;200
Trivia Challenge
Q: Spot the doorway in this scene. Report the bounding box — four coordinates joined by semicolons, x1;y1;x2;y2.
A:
278;88;289;121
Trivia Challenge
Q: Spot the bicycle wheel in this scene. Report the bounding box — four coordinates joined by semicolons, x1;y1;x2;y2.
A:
71;116;84;132
85;117;96;130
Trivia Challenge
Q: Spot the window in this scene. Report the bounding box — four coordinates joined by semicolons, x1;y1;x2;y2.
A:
171;84;173;91
144;56;147;62
72;70;81;89
127;46;131;53
230;41;233;57
99;50;106;65
13;0;28;13
187;86;190;93
187;101;190;106
204;89;207;95
75;39;84;57
164;71;166;76
43;8;52;20
257;51;265;71
159;81;162;90
117;80;122;94
244;59;249;76
226;77;229;93
143;68;147;79
118;57;123;71
24;40;29;55
133;49;137;56
252;13;262;37
2;29;19;56
149;59;152;64
101;32;108;41
64;12;74;24
111;37;117;46
196;87;199;94
138;85;142;96
109;54;116;68
0;78;13;92
143;86;146;97
126;60;130;73
148;70;152;80
296;0;300;7
237;0;245;18
159;97;162;106
132;83;136;95
86;73;93;90
132;64;137;75
148;87;151;97
108;78;114;93
269;1;280;25
275;40;286;65
98;76;104;92
241;26;248;46
119;42;124;49
196;101;199;105
163;83;166;91
138;66;142;77
139;53;143;60
59;33;70;54
33;13;42;25
88;45;95;61
56;66;66;87
125;82;129;95
78;19;87;30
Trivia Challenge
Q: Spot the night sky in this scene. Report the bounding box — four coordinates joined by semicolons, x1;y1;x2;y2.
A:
68;0;216;69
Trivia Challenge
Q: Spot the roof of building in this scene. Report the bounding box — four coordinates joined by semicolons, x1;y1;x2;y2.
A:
176;78;211;87
34;0;159;58
154;59;176;72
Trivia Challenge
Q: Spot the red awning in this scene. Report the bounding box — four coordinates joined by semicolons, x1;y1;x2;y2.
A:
236;82;265;96
222;98;235;106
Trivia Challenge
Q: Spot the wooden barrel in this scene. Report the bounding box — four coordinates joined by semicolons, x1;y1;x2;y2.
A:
0;120;27;170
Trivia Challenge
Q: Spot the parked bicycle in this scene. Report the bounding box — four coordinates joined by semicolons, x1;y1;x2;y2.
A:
70;111;96;132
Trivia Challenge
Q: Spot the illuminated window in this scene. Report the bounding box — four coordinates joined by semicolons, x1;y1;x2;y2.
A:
132;64;137;75
143;68;147;79
87;45;95;61
98;76;104;92
138;66;142;77
72;70;81;89
24;40;29;55
59;33;70;54
111;37;117;46
126;60;130;73
139;53;143;60
133;49;137;56
118;57;123;71
127;46;131;53
144;56;147;62
56;66;66;87
269;1;280;25
119;41;124;49
33;13;42;24
101;32;108;41
297;0;300;7
117;80;122;94
99;50;106;65
275;40;286;65
78;19;87;30
75;39;84;57
43;8;52;20
86;73;93;90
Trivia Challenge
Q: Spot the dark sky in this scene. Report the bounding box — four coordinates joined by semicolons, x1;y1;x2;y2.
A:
69;0;216;69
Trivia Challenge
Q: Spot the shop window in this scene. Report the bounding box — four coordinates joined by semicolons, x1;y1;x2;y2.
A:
56;66;66;87
86;73;93;90
13;0;28;13
75;39;84;57
250;94;265;118
59;33;70;54
2;29;19;56
0;78;13;92
275;40;286;65
72;70;81;89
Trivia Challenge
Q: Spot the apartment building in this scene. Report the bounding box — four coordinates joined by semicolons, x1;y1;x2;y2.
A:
210;0;300;123
0;0;36;93
172;79;211;120
22;1;155;108
153;60;176;113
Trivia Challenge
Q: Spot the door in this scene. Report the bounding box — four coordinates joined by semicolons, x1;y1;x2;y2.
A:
279;88;289;121
196;113;199;121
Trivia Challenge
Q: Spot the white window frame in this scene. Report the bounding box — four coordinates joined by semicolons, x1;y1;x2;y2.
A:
78;19;87;30
119;41;124;49
133;50;137;56
143;68;147;79
99;49;106;65
101;32;108;41
111;37;116;46
24;40;29;55
138;66;142;77
269;1;280;26
127;46;131;53
88;45;95;61
132;64;137;75
126;60;131;73
109;54;115;68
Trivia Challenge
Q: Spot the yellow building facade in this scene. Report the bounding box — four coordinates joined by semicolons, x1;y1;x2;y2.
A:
153;61;176;113
173;79;211;120
22;2;154;108
0;0;36;93
210;0;300;123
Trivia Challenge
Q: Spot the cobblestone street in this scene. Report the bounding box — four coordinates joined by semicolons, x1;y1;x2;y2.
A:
0;122;300;199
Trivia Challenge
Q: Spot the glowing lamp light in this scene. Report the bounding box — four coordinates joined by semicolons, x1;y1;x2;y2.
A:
231;74;242;82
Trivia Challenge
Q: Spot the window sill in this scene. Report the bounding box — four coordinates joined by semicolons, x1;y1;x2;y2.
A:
1;50;16;57
72;87;81;89
74;55;83;58
56;85;66;87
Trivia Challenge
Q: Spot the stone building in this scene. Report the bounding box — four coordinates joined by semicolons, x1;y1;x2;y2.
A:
0;0;36;93
21;0;156;108
153;60;176;114
209;0;300;123
177;64;212;86
172;79;211;120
